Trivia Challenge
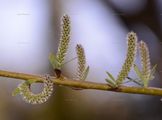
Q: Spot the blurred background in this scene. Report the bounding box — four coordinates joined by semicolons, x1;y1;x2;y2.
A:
0;0;162;120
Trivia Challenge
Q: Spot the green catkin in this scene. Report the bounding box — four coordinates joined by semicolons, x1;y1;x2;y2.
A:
56;15;71;69
18;75;54;104
76;44;86;80
139;41;151;87
116;32;137;85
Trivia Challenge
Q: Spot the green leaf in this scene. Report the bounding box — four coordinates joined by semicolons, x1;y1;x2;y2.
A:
27;79;37;84
126;77;143;86
105;78;117;87
149;64;157;80
143;80;149;87
106;71;115;81
49;53;59;69
62;57;77;66
12;87;21;96
134;64;143;80
82;66;90;80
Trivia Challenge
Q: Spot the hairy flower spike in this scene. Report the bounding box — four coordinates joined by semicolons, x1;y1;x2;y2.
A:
17;75;54;104
76;44;86;80
116;32;137;85
133;41;156;87
139;41;151;79
56;15;71;69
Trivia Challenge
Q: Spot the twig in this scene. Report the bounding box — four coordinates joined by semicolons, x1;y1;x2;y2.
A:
0;70;162;96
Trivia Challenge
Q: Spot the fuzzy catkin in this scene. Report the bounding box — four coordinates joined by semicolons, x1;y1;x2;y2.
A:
139;41;151;80
116;32;137;85
56;15;71;69
76;44;86;80
18;75;54;104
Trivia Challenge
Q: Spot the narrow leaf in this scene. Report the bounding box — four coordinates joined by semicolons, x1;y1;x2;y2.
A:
82;66;89;80
134;64;143;80
126;77;143;86
105;78;117;87
62;57;77;66
149;64;157;80
12;87;20;96
49;53;59;69
106;71;115;81
27;79;37;84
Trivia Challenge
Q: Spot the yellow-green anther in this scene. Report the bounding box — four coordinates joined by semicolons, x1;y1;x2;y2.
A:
76;44;86;80
139;41;151;87
56;15;71;69
116;32;137;85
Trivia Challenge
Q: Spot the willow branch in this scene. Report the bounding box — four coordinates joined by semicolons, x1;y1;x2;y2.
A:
0;70;162;96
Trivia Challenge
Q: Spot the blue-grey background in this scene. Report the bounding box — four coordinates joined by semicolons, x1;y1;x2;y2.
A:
0;0;162;120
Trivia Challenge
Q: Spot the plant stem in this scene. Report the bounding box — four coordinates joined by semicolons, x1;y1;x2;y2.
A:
0;70;162;96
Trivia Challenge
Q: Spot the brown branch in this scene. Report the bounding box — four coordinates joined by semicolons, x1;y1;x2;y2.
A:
0;70;162;96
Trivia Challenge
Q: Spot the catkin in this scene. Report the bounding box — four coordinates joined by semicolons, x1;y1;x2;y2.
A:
18;75;53;104
116;32;137;85
76;44;86;80
139;41;151;81
56;15;71;69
